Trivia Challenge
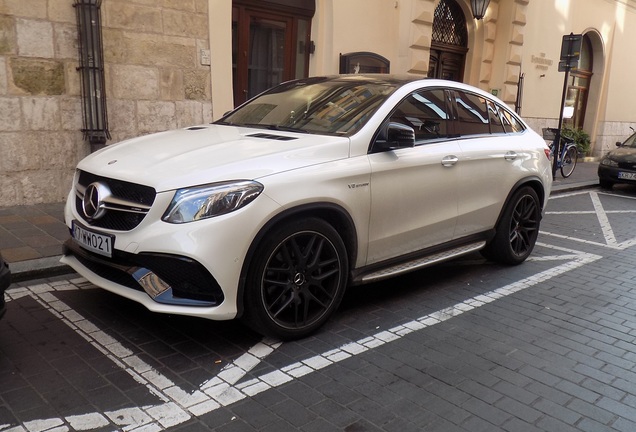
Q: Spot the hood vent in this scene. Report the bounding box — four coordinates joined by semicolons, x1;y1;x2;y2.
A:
186;126;208;131
247;133;297;141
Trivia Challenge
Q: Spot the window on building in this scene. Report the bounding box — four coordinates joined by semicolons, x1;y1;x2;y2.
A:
232;0;314;107
564;34;593;130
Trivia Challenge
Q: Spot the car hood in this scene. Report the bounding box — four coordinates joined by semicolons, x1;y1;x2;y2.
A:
607;147;636;163
77;125;351;192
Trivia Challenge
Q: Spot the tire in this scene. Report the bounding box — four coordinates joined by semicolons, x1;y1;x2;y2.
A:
599;178;614;190
243;218;348;340
481;186;541;265
560;145;578;178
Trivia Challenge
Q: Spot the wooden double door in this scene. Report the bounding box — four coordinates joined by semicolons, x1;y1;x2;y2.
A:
428;46;466;82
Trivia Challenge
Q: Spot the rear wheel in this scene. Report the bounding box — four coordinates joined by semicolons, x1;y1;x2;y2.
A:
243;218;348;340
560;145;578;178
481;186;541;265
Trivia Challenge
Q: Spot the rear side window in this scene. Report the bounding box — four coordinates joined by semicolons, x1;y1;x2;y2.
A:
453;90;525;135
389;89;451;142
501;109;525;133
454;91;490;136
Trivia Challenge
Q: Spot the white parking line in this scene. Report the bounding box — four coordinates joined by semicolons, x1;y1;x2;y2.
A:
543;191;636;249
1;242;601;432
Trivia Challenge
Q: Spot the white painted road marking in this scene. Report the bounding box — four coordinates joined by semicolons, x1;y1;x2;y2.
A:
1;242;601;432
543;190;636;249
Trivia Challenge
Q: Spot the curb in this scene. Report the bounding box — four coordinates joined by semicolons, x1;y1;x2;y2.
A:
9;256;74;283
551;180;599;194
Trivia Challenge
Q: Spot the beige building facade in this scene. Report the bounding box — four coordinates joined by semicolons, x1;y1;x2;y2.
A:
1;0;635;206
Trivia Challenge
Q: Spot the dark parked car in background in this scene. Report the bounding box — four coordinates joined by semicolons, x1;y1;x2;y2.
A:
0;252;9;319
598;131;636;189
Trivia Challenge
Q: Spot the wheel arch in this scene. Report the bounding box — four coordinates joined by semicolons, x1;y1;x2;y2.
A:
509;177;547;210
481;177;545;265
235;202;358;318
493;177;547;230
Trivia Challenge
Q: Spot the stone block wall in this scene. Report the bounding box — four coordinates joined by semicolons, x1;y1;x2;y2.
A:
594;121;636;157
0;0;212;206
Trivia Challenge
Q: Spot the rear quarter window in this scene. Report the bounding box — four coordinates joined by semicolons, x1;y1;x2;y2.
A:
500;108;525;133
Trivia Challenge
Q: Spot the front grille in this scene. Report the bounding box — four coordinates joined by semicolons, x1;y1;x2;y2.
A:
618;162;636;170
75;170;156;231
64;239;224;305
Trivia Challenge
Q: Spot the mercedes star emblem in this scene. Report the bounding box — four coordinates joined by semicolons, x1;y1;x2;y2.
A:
82;182;111;220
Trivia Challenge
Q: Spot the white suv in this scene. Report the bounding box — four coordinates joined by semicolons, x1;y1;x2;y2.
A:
62;75;552;340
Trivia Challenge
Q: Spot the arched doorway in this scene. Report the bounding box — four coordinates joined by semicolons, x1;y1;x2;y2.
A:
428;0;468;81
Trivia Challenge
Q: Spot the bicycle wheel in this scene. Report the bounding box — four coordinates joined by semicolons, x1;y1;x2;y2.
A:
560;145;578;178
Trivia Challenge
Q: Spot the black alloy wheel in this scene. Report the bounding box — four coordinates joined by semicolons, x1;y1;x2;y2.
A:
244;218;348;340
481;186;541;265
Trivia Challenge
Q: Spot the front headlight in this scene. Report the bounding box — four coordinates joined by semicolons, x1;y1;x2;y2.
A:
601;158;619;167
162;181;263;224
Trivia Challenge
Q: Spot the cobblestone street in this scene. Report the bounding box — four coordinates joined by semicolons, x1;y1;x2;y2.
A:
3;186;636;431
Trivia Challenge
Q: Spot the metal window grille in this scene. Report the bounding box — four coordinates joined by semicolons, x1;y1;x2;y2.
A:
75;0;110;149
432;0;468;47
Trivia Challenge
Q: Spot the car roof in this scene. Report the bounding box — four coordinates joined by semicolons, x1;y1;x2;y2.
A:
296;74;500;100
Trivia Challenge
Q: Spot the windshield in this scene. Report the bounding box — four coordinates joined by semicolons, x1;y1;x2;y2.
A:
623;132;636;148
217;76;400;137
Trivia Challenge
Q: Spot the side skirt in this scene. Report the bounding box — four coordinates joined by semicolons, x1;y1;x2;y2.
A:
351;232;493;285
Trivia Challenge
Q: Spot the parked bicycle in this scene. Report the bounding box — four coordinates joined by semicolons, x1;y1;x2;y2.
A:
542;127;578;178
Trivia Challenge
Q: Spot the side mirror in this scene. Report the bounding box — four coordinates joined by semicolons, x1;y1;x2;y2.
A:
373;122;415;152
388;122;416;147
616;141;623;147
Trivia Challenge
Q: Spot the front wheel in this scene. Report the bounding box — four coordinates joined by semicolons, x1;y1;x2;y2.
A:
481;186;541;265
243;218;349;340
560;145;578;178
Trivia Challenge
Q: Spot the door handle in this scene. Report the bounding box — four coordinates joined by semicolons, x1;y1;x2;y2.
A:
504;151;518;161
441;155;459;167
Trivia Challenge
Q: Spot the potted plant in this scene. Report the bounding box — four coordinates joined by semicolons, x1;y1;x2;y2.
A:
561;126;591;156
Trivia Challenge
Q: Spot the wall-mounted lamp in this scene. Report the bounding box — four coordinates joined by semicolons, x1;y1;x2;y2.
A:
74;0;110;151
470;0;490;20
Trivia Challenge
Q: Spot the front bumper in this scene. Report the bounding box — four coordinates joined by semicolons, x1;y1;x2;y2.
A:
61;239;242;320
62;239;224;306
598;164;636;184
62;184;283;321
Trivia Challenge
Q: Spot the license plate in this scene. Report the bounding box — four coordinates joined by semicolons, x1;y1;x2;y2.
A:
72;221;114;258
618;171;636;180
